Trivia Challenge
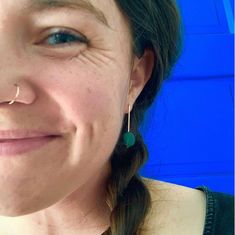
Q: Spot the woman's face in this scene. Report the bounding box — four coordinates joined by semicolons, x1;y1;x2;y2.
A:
0;0;152;217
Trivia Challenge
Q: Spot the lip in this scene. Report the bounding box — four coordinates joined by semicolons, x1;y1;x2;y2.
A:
0;129;60;139
0;136;58;156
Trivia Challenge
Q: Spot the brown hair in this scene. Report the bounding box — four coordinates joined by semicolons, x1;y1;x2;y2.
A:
103;0;183;234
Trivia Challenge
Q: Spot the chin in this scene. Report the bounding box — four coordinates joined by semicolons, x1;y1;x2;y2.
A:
0;194;48;217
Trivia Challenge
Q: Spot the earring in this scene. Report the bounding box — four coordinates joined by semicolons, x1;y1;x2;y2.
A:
123;104;136;148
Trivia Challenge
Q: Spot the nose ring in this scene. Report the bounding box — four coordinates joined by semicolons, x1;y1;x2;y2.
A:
8;84;20;105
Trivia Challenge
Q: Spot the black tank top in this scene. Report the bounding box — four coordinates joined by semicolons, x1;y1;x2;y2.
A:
196;186;234;235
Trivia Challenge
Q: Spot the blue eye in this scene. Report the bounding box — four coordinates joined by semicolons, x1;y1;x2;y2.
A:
44;30;88;46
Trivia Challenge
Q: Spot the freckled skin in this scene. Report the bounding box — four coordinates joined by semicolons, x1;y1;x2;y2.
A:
0;0;154;234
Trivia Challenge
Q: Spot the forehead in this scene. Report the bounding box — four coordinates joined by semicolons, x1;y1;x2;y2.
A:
1;0;131;34
23;0;112;28
5;0;125;31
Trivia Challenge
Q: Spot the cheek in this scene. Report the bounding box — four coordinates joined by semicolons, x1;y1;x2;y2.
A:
46;68;126;189
62;66;126;149
36;60;128;126
33;62;127;162
58;76;119;125
36;47;131;143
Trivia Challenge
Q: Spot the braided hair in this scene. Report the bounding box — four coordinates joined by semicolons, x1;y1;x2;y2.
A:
103;0;183;234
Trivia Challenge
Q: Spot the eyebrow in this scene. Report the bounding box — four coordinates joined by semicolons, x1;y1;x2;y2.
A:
24;0;110;28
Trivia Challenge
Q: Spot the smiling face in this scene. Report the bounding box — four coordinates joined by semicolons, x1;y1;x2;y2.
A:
0;0;153;217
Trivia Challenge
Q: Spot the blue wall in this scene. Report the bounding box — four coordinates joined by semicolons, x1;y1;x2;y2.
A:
139;0;234;195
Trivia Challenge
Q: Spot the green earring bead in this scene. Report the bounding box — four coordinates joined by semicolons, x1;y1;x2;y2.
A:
123;131;136;148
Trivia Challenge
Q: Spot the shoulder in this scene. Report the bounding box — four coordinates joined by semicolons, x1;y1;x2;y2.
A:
139;177;207;235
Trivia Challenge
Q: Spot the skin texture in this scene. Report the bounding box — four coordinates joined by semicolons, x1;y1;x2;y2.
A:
0;0;154;234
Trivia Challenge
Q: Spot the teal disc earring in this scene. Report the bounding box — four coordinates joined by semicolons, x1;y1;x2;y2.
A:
123;104;136;148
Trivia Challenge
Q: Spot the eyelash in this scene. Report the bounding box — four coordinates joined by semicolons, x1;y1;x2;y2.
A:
41;29;89;47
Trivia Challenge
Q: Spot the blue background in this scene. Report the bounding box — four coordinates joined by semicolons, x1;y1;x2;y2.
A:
139;0;234;195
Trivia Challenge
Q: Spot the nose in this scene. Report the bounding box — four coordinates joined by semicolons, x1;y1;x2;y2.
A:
0;43;37;106
0;5;37;106
0;50;37;105
0;81;37;105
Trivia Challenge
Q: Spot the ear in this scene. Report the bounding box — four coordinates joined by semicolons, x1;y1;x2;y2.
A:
125;48;155;113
